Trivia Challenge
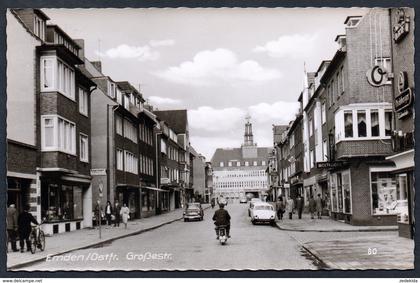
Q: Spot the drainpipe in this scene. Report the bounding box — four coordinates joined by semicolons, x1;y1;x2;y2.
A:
107;104;120;203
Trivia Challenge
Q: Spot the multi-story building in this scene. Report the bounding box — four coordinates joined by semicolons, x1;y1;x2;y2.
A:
7;9;96;235
386;7;415;238
204;162;213;203
190;147;206;202
267;125;288;201
154;110;192;206
211;117;270;199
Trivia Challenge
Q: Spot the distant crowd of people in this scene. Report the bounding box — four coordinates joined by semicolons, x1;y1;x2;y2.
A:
275;193;327;221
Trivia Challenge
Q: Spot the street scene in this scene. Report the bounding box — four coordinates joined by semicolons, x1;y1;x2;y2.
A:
6;7;415;271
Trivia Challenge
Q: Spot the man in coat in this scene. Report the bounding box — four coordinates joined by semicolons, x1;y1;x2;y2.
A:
18;205;38;253
296;194;304;219
7;204;18;252
212;203;231;238
114;200;121;227
309;195;317;219
315;193;323;219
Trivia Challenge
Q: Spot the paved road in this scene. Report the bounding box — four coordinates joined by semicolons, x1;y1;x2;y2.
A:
21;203;317;271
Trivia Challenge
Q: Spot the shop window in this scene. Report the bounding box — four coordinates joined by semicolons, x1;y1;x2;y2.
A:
371;171;397;215
42;183;83;222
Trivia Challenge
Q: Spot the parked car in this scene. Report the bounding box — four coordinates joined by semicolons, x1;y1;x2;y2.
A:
184;202;204;222
240;197;247;204
248;198;263;217
250;203;276;226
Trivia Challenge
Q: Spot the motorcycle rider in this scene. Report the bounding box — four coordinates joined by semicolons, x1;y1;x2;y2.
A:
211;198;215;209
212;203;231;239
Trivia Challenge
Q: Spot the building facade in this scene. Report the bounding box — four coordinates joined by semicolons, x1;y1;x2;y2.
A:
212;117;270;199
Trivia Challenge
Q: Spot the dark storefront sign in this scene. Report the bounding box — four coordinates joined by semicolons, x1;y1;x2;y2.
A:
316;161;345;169
395;72;413;120
290;176;301;185
393;8;410;42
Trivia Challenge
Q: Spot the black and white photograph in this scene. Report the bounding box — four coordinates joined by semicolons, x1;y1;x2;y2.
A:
4;6;415;273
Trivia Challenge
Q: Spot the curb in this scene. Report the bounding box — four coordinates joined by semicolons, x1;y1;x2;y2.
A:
276;223;398;233
8;205;212;270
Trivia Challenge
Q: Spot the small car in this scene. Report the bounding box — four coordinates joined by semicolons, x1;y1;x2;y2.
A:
248;198;263;217
250;203;276;226
239;197;247;204
183;202;204;221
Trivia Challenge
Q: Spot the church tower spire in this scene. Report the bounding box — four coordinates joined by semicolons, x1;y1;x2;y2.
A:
244;114;254;146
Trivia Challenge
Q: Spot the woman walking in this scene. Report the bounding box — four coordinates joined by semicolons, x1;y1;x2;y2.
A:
120;203;130;229
105;201;113;226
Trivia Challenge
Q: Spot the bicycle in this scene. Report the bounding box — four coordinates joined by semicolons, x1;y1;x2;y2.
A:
29;222;45;254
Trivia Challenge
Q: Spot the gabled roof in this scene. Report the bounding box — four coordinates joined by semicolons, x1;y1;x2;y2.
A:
211;147;272;167
154;110;188;134
273;125;288;143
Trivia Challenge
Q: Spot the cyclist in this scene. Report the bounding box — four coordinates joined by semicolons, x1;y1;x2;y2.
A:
18;205;38;253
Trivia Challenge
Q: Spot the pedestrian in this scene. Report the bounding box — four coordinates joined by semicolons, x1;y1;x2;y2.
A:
296;194;304;219
120;203;130;229
114;200;121;227
285;197;294;220
315;193;323;219
309;195;316;219
276;196;286;220
17;204;38;253
105;201;113;226
7;204;18;252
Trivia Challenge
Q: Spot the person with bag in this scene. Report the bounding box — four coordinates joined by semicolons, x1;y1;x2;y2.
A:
120;203;130;229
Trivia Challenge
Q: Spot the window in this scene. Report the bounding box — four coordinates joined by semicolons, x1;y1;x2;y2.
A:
115;114;123;136
253;161;257;166
310;150;314;169
108;81;116;98
309;118;313;136
79;88;88;116
371;171;397;215
322;140;328;161
124;151;138;174
385;111;392;136
40;56;75;100
330;174;337;212
124;94;130;109
337;72;342;96
245;161;249;166
41;115;76;155
236;161;241;166
161;140;167;154
321;103;326;124
116;88;122;105
124;119;137;143
344;111;353;138
262;161;266;166
228;162;232;167
289;134;295;149
34;15;45;40
331;79;336;103
79;134;88;162
357;110;367;137
371;110;379;137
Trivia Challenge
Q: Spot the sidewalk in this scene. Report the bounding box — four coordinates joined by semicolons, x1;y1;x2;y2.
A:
301;234;414;269
7;205;209;270
276;213;398;232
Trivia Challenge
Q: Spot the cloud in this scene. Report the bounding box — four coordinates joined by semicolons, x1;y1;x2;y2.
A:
149;39;175;47
249;101;300;124
96;44;160;61
147;96;182;106
95;39;174;61
156;48;282;86
253;34;318;58
188;106;246;132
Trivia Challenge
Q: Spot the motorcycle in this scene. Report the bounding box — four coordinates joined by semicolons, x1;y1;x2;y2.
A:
216;225;228;245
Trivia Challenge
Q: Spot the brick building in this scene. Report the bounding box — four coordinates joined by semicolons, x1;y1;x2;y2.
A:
386;7;415;238
8;9;97;235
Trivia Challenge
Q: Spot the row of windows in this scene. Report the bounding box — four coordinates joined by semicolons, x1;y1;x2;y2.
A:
41;56;75;100
139;123;153;145
220;160;267;167
168;145;179;161
139;154;153;176
218;170;267;178
215;180;268;188
116;149;138;174
41;115;89;162
123;119;137;143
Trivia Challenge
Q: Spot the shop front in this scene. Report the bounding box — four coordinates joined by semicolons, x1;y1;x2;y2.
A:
40;173;92;235
140;187;157;218
386;149;414;238
7;176;33;214
116;185;140;220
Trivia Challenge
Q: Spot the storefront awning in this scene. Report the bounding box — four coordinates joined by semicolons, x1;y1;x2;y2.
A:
386;149;414;171
143;186;168;192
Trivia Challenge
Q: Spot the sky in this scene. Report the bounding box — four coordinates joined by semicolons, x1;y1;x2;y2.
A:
43;8;368;160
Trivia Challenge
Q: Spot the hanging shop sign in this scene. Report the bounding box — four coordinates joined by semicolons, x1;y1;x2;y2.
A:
90;168;107;176
393;8;410;43
366;65;388;87
395;71;413;120
316;161;344;169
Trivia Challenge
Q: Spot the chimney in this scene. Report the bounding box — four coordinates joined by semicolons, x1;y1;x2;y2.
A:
74;39;85;60
91;61;102;73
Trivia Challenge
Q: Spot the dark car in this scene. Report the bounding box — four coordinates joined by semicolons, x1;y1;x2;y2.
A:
184;202;204;221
